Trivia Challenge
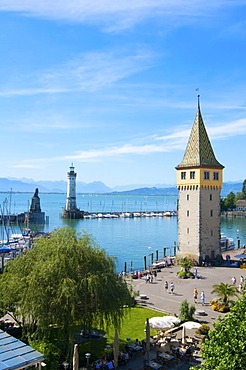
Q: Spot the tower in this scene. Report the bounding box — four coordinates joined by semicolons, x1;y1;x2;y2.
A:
65;163;77;212
62;164;84;219
176;97;224;262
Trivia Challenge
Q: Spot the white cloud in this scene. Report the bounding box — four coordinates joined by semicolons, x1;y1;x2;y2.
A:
0;49;155;97
12;117;246;170
0;0;244;31
208;118;246;139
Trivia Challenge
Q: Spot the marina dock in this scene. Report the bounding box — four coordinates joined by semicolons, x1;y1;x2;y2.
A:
83;210;177;219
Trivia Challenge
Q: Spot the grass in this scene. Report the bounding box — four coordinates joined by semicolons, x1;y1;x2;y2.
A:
78;305;164;365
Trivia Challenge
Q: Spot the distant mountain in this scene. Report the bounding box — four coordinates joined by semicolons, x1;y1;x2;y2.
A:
0;177;243;196
0;178;49;193
112;183;175;192
221;181;243;197
1;178;112;194
110;187;178;196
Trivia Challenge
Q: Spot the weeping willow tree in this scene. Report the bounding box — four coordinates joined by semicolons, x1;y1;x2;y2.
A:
0;227;132;356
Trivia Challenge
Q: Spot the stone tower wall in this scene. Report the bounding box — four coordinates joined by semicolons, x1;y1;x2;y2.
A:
177;186;221;261
178;187;200;259
199;187;221;260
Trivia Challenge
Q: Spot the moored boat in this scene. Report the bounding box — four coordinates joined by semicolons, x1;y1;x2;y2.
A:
220;233;235;252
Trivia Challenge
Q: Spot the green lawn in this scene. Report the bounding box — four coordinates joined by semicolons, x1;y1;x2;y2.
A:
79;305;164;365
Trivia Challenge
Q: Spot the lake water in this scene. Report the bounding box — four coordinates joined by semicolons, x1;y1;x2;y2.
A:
1;192;245;272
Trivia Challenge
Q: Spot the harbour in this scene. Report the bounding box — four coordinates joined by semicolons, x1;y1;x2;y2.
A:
0;192;245;273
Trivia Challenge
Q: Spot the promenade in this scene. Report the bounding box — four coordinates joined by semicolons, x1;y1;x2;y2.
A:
130;248;245;325
118;251;245;369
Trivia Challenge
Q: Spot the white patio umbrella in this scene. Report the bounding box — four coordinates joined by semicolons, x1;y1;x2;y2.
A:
149;315;180;330
72;344;79;370
181;321;202;344
181;321;202;330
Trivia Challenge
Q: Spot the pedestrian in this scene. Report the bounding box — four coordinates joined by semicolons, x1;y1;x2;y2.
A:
240;275;244;284
170;282;175;294
164;281;168;293
238;283;243;293
149;272;153;283
193;288;198;303
201;291;205;306
153;270;157;280
232;276;236;286
146;273;150;283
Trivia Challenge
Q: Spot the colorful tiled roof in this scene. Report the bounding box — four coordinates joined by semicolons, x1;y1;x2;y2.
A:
176;103;224;169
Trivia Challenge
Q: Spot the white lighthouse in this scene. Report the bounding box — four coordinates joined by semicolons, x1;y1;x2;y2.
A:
65;163;77;211
62;163;83;219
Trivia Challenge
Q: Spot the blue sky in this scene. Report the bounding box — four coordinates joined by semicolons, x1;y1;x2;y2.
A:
0;1;246;187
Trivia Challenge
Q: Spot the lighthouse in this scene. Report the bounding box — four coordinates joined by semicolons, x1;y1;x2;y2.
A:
62;164;84;219
176;97;224;263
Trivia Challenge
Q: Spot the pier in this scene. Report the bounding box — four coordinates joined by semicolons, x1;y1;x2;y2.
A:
122;245;177;274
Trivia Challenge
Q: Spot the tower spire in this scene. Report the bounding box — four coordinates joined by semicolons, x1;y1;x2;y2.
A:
176;98;224;169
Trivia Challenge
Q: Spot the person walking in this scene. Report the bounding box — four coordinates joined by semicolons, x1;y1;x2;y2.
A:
164;281;168;293
232;276;236;286
238;282;243;293
201;290;205;306
193;288;198;303
170;282;175;294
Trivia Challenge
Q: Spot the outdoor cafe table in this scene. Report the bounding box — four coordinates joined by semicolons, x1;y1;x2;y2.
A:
146;360;163;369
158;352;174;361
128;344;143;352
142;338;157;346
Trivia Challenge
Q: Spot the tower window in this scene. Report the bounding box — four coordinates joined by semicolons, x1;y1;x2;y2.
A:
187;194;189;201
181;171;186;180
187;228;189;234
190;171;195;179
187;210;190;217
210;194;212;201
213;172;219;180
204;171;210;180
210;210;213;217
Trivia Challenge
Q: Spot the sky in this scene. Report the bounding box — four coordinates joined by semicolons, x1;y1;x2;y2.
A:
0;1;246;188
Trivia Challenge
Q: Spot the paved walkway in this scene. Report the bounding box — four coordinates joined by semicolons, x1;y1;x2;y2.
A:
130;252;245;326
118;253;245;369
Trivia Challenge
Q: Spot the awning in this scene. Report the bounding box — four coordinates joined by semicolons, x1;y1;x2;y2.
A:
0;329;45;369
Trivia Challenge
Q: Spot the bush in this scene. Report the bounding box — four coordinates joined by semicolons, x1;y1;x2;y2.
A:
179;300;196;322
211;302;230;313
196;324;210;336
177;270;194;279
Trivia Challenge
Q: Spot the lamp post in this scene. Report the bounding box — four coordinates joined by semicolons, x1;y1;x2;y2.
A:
85;353;91;367
237;229;240;249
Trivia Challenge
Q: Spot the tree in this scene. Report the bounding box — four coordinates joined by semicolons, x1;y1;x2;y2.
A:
0;227;132;356
197;294;246;369
242;179;246;199
211;282;238;307
179;299;196;322
224;191;236;210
